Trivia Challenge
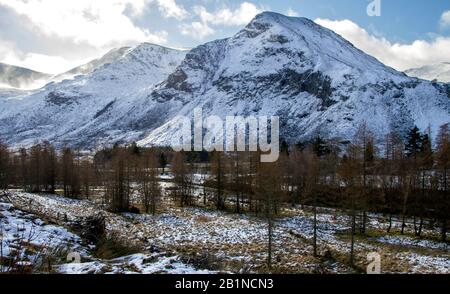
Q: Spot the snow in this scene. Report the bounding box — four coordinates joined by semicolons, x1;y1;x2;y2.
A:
56;254;216;274
0;43;187;148
140;12;450;147
405;62;450;83
0;200;88;272
375;235;449;251
3;191;448;274
1;13;449;149
0;195;218;274
0;62;51;89
399;253;449;274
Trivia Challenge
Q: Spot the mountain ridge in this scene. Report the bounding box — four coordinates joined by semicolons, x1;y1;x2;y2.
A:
0;12;449;149
405;62;450;83
139;12;449;146
0;62;51;89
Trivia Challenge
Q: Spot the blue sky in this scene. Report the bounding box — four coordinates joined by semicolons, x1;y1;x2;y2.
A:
0;0;449;74
139;0;450;48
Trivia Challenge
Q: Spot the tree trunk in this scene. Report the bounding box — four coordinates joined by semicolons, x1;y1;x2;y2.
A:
267;214;273;271
401;215;406;235
417;217;423;237
350;208;356;266
387;214;392;233
442;219;448;243
313;205;318;257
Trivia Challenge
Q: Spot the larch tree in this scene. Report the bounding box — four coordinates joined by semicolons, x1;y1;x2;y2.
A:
140;150;162;215
339;144;360;266
171;151;193;207
0;142;9;191
255;159;284;271
210;151;227;210
61;147;80;199
436;124;450;242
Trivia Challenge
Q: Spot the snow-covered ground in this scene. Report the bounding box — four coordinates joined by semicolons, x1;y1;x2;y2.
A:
1;191;448;274
55;253;215;274
0;200;88;272
0;195;217;274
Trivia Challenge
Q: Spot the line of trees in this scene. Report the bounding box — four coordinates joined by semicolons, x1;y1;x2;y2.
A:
0;142;165;215
0;123;449;269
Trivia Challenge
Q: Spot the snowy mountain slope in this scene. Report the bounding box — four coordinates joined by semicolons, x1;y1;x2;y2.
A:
0;12;449;149
405;62;450;83
140;12;450;146
0;63;51;89
0;43;187;147
53;47;132;82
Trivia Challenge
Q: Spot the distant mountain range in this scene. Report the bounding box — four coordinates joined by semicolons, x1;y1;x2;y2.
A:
405;62;450;83
0;63;51;89
0;12;449;149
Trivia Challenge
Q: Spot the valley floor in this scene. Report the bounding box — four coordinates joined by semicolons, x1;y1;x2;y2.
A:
0;191;448;274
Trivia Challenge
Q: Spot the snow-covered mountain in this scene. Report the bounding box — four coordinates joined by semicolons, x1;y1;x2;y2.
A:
0;43;187;147
405;62;450;83
140;12;450;146
53;47;132;82
0;63;51;89
0;12;449;148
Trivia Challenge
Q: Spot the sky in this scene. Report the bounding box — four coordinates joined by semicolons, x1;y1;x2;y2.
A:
0;0;449;74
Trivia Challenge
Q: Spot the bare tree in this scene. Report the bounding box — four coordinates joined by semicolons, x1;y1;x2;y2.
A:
140;150;162;215
436;124;450;241
171;151;193;207
210;151;227;210
0;142;9;191
255;159;284;271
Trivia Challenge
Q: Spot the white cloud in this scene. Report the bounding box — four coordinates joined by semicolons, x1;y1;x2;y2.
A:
286;8;299;17
180;2;263;40
0;0;167;49
4;52;76;75
315;18;450;71
195;2;263;26
0;40;82;74
440;10;450;28
180;22;215;39
156;0;188;20
0;0;173;74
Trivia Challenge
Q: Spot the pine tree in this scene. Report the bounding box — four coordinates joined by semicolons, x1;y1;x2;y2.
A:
405;126;423;158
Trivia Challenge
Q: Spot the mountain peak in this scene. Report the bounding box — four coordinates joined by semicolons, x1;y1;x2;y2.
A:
250;11;323;29
253;11;308;22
